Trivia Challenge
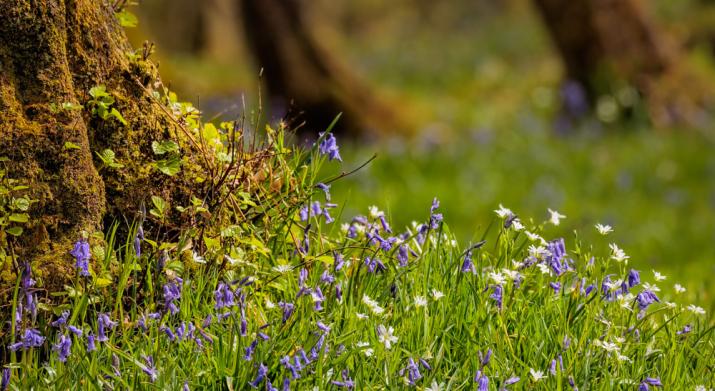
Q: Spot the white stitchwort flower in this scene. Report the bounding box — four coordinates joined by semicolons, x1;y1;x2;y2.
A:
425;380;446;391
431;289;445;300
529;368;546;382
536;263;552;275
643;282;660;292
529;245;551;259
356;341;373;357
595;223;613;235
547;208;566;226
495;204;513;219
368;205;384;219
377;325;398;349
687;305;706;315
192;251;206;264
414;296;428;307
609;243;630;263
265;298;276;309
489;271;507;285
653;270;666;281
362;295;385;315
356;312;369;320
272;264;292;273
674;284;686;294
511;219;525;231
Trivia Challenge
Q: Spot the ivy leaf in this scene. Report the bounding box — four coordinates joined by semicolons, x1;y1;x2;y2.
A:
151;140;179;155
155;155;181;176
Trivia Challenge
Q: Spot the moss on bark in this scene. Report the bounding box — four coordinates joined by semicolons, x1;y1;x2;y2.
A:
0;0;207;288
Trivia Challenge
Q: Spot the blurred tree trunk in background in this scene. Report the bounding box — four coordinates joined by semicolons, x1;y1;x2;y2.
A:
0;1;202;286
238;0;404;137
533;0;713;127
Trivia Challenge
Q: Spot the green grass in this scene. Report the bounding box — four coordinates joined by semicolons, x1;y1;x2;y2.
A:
3;128;713;390
326;127;715;310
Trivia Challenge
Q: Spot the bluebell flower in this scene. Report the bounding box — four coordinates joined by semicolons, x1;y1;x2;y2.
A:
316;183;331;200
97;313;117;342
474;370;489;391
419;358;431;371
51;311;70;328
479;348;492;368
397;245;409;267
1;368;9;391
161;325;176;341
324;208;334;224
163;280;182;315
504;376;520;387
318;132;341;161
141;355;157;382
53;334;72;363
214;282;235;309
68;325;83;337
320;270;335;284
183;380;190;391
279;302;295;323
70;239;91;277
240;309;248;336
429;198;443;229
641;377;663;388
86;333;96;352
248;363;268;388
490;285;503;309
568;376;578;391
676;324;692;335
134;226;144;257
112;354;121;377
461;250;476;274
336;283;343;302
311;201;322;217
244;339;258;361
550;281;562;294
309;333;326;360
280;355;301;379
627;269;641;288
636;290;660;311
550;359;557;375
331;369;355;389
299;206;310;221
317;321;331;334
9;328;45;351
405;358;422;385
282;378;291;391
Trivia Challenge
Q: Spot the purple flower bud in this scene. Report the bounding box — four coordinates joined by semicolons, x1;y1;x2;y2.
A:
97;313;117;342
51;311;70;328
68;325;83;337
504;376;520;386
70;240;91;277
141;355;157;382
279;302;295;323
636;290;660;311
87;333;96;352
316;183;331;201
550;281;562;294
1;368;10;391
244;339;258;361
490;285;503;309
628;269;641;288
461;251;475;274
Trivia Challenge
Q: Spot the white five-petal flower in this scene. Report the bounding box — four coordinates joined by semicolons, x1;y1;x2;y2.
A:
674;284;686;293
377;325;398;349
530;368;547;381
653;270;666;281
595;223;613;235
495;204;513;219
548;208;566;226
687;305;706;315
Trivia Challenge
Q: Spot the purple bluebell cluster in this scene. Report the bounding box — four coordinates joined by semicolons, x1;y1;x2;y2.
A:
8;328;45;351
70;239;91;277
317;132;341;161
97;313;118;342
163;279;183;315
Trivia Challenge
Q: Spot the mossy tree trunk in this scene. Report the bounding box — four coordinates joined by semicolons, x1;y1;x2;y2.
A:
238;0;403;137
532;0;713;126
0;1;203;286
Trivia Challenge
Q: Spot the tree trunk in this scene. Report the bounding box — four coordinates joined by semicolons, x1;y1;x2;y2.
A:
0;1;204;287
533;0;713;126
238;0;404;137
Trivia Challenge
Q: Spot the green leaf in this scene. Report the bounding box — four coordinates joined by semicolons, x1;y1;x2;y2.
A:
6;226;23;236
89;85;108;99
151;140;179;155
150;196;166;219
115;9;138;28
11;197;30;211
63;141;81;150
155;155;181;176
96;149;124;169
8;213;29;223
61;102;83;111
94;277;113;288
108;108;127;125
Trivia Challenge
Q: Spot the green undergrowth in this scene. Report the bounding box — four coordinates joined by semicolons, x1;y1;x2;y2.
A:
1;122;713;390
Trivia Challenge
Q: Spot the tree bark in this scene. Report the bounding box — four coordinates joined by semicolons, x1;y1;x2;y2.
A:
238;0;404;137
0;0;204;287
533;0;713;126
